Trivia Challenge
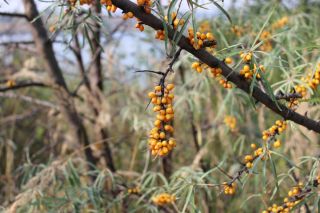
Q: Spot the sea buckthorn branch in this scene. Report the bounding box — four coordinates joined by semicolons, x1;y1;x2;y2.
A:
109;0;320;133
147;48;181;158
262;176;320;213
0;80;48;92
221;125;288;196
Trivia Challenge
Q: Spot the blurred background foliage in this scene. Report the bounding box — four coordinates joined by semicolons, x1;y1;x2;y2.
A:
0;0;320;212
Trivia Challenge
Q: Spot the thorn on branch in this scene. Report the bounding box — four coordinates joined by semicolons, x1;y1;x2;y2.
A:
275;92;302;101
135;70;165;75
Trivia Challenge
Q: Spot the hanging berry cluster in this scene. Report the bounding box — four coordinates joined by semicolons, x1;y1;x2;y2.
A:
191;62;233;89
152;193;176;206
148;84;176;157
164;12;185;29
262;120;287;148
239;52;266;80
187;28;216;50
137;0;152;14
224;115;237;132
154;12;185;41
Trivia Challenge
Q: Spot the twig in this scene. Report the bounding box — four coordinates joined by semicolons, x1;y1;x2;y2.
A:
0;81;48;92
0;12;27;19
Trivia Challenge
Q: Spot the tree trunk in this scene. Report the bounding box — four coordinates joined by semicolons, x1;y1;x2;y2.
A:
23;0;98;171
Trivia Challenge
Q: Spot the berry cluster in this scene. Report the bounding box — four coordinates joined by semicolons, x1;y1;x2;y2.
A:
100;0;111;6
239;52;267;80
135;20;145;31
79;0;93;5
224;115;237;132
289;64;320;108
128;186;141;194
263;176;320;212
272;16;289;30
303;64;320;90
188;28;215;50
148;84;176;157
6;79;16;88
152;193;176;206
137;0;152;14
191;62;232;89
107;4;117;13
218;79;233;89
191;61;204;73
223;182;237;195
231;25;244;37
155;30;165;40
262;120;287;141
240;52;252;63
239;64;265;80
164;12;185;29
122;12;134;20
259;31;273;52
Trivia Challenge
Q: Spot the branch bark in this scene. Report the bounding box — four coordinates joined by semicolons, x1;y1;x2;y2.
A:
111;0;320;134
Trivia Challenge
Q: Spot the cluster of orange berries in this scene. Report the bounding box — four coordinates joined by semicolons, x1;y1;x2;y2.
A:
262;120;287;141
239;64;265;80
187;28;215;50
121;10;145;32
223;182;237;195
155;30;165;40
79;0;93;5
135;21;145;32
259;31;273;52
263;182;304;213
243;145;268;169
122;12;134;20
272;16;289;30
239;52;267;80
148;84;176;157
107;4;117;13
6;79;16;87
302;64;320;90
240;51;253;63
224;115;237;132
155;12;185;41
263;176;320;213
152;193;176;206
128;186;141;194
289;64;320;108
239;51;265;80
191;62;232;89
231;25;244;37
243;154;255;169
137;0;152;14
100;0;118;12
258;120;286;151
191;61;204;73
164;12;185;29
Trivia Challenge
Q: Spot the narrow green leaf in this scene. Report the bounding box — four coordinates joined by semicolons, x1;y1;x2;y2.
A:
208;0;232;24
